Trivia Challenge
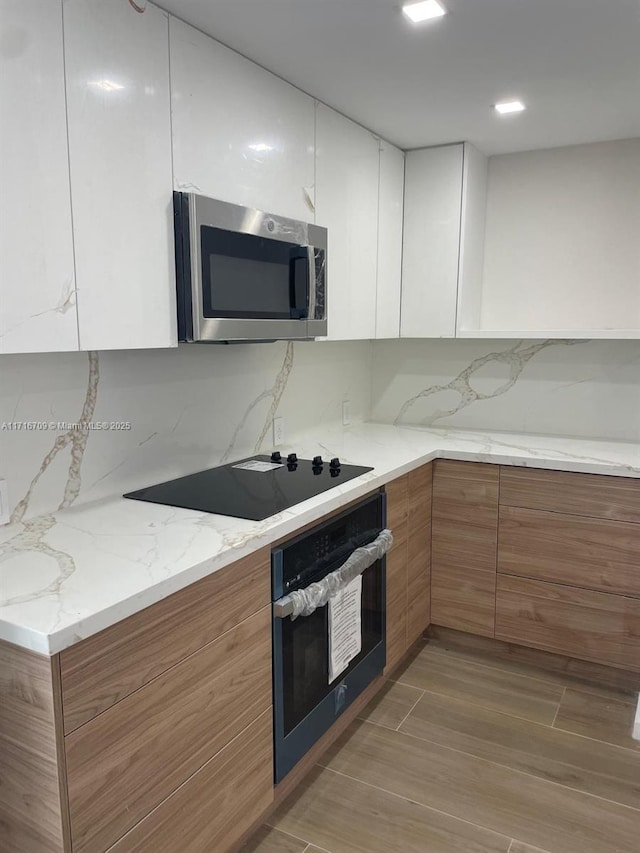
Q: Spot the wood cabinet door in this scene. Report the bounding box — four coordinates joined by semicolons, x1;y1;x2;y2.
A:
64;0;175;350
170;17;315;223
315;103;380;341
406;464;433;646
385;474;409;672
431;460;499;637
0;0;78;354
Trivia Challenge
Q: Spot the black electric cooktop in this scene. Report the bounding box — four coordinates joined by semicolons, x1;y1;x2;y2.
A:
123;453;373;521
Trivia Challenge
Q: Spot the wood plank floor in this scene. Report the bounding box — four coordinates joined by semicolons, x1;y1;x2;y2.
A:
242;638;640;853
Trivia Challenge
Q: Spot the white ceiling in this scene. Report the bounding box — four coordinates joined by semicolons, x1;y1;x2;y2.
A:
157;0;640;155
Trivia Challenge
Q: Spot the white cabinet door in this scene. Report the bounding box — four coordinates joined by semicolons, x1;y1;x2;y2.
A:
170;18;315;223
64;0;175;350
401;144;464;338
315;104;379;341
0;0;78;353
376;141;404;339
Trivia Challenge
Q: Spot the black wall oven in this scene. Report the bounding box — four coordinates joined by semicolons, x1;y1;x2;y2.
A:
271;493;387;783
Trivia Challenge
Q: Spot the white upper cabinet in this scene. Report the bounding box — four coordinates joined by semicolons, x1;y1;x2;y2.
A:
0;0;78;354
170;18;315;223
315;104;380;341
375;141;405;339
64;0;175;351
401;143;487;338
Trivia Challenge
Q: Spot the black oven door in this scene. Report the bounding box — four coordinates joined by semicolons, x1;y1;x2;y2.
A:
272;557;385;783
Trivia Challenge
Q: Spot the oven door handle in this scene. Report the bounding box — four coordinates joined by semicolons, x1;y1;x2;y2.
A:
273;528;393;620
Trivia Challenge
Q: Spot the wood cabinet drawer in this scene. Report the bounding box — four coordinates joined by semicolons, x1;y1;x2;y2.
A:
106;710;274;853
496;575;640;672
500;467;640;523
498;506;640;597
60;547;270;733
65;605;272;853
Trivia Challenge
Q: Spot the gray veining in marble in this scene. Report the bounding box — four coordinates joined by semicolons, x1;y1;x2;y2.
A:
393;340;585;426
221;341;295;462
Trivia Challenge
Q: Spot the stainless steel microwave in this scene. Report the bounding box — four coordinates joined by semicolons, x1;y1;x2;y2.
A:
173;193;327;342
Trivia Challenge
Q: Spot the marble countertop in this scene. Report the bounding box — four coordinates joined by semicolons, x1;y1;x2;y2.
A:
1;423;638;655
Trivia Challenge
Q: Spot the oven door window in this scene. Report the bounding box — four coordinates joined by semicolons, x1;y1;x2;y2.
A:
280;561;383;737
200;225;308;320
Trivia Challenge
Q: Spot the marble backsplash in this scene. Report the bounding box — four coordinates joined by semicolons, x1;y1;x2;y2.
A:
371;338;640;442
0;340;373;523
2;336;639;526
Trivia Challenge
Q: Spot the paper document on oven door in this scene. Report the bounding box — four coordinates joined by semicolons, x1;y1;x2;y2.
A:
328;574;362;684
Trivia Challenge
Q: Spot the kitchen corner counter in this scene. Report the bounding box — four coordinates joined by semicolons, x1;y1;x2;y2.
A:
1;424;638;655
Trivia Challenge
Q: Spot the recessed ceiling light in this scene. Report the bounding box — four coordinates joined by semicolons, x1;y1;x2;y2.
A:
88;79;125;92
494;100;526;115
402;1;447;24
248;143;274;152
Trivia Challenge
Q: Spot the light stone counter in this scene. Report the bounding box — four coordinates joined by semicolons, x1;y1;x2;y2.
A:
1;423;638;654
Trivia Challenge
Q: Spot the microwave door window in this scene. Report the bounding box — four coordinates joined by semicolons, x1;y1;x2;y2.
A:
201;226;299;320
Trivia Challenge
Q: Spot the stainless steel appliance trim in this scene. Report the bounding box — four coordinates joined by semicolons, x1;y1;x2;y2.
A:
185;193;328;342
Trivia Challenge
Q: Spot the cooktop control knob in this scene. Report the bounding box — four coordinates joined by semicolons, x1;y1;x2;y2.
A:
312;455;323;467
330;457;341;470
287;452;298;464
271;451;282;463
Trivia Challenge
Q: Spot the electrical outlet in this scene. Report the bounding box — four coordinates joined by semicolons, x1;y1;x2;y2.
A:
0;479;9;525
342;400;352;426
273;416;285;446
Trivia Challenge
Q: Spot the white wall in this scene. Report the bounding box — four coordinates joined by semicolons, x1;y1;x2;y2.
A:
480;138;640;331
371;338;640;442
0;341;372;522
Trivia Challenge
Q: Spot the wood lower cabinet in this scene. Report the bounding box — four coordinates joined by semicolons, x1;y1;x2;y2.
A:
431;460;499;637
499;466;640;523
498;505;640;597
0;643;67;853
65;606;272;853
496;575;640;672
407;465;433;646
385;464;433;671
60;547;271;733
432;463;640;675
107;710;273;853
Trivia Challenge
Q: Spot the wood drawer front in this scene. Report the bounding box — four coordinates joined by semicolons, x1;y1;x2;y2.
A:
385;520;408;673
431;566;496;638
60;547;270;733
65;605;271;853
432;460;499;573
498;506;640;597
496;575;640;672
107;710;273;853
500;466;640;523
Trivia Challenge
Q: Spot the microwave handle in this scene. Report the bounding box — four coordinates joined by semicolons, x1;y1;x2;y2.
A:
289;247;309;319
